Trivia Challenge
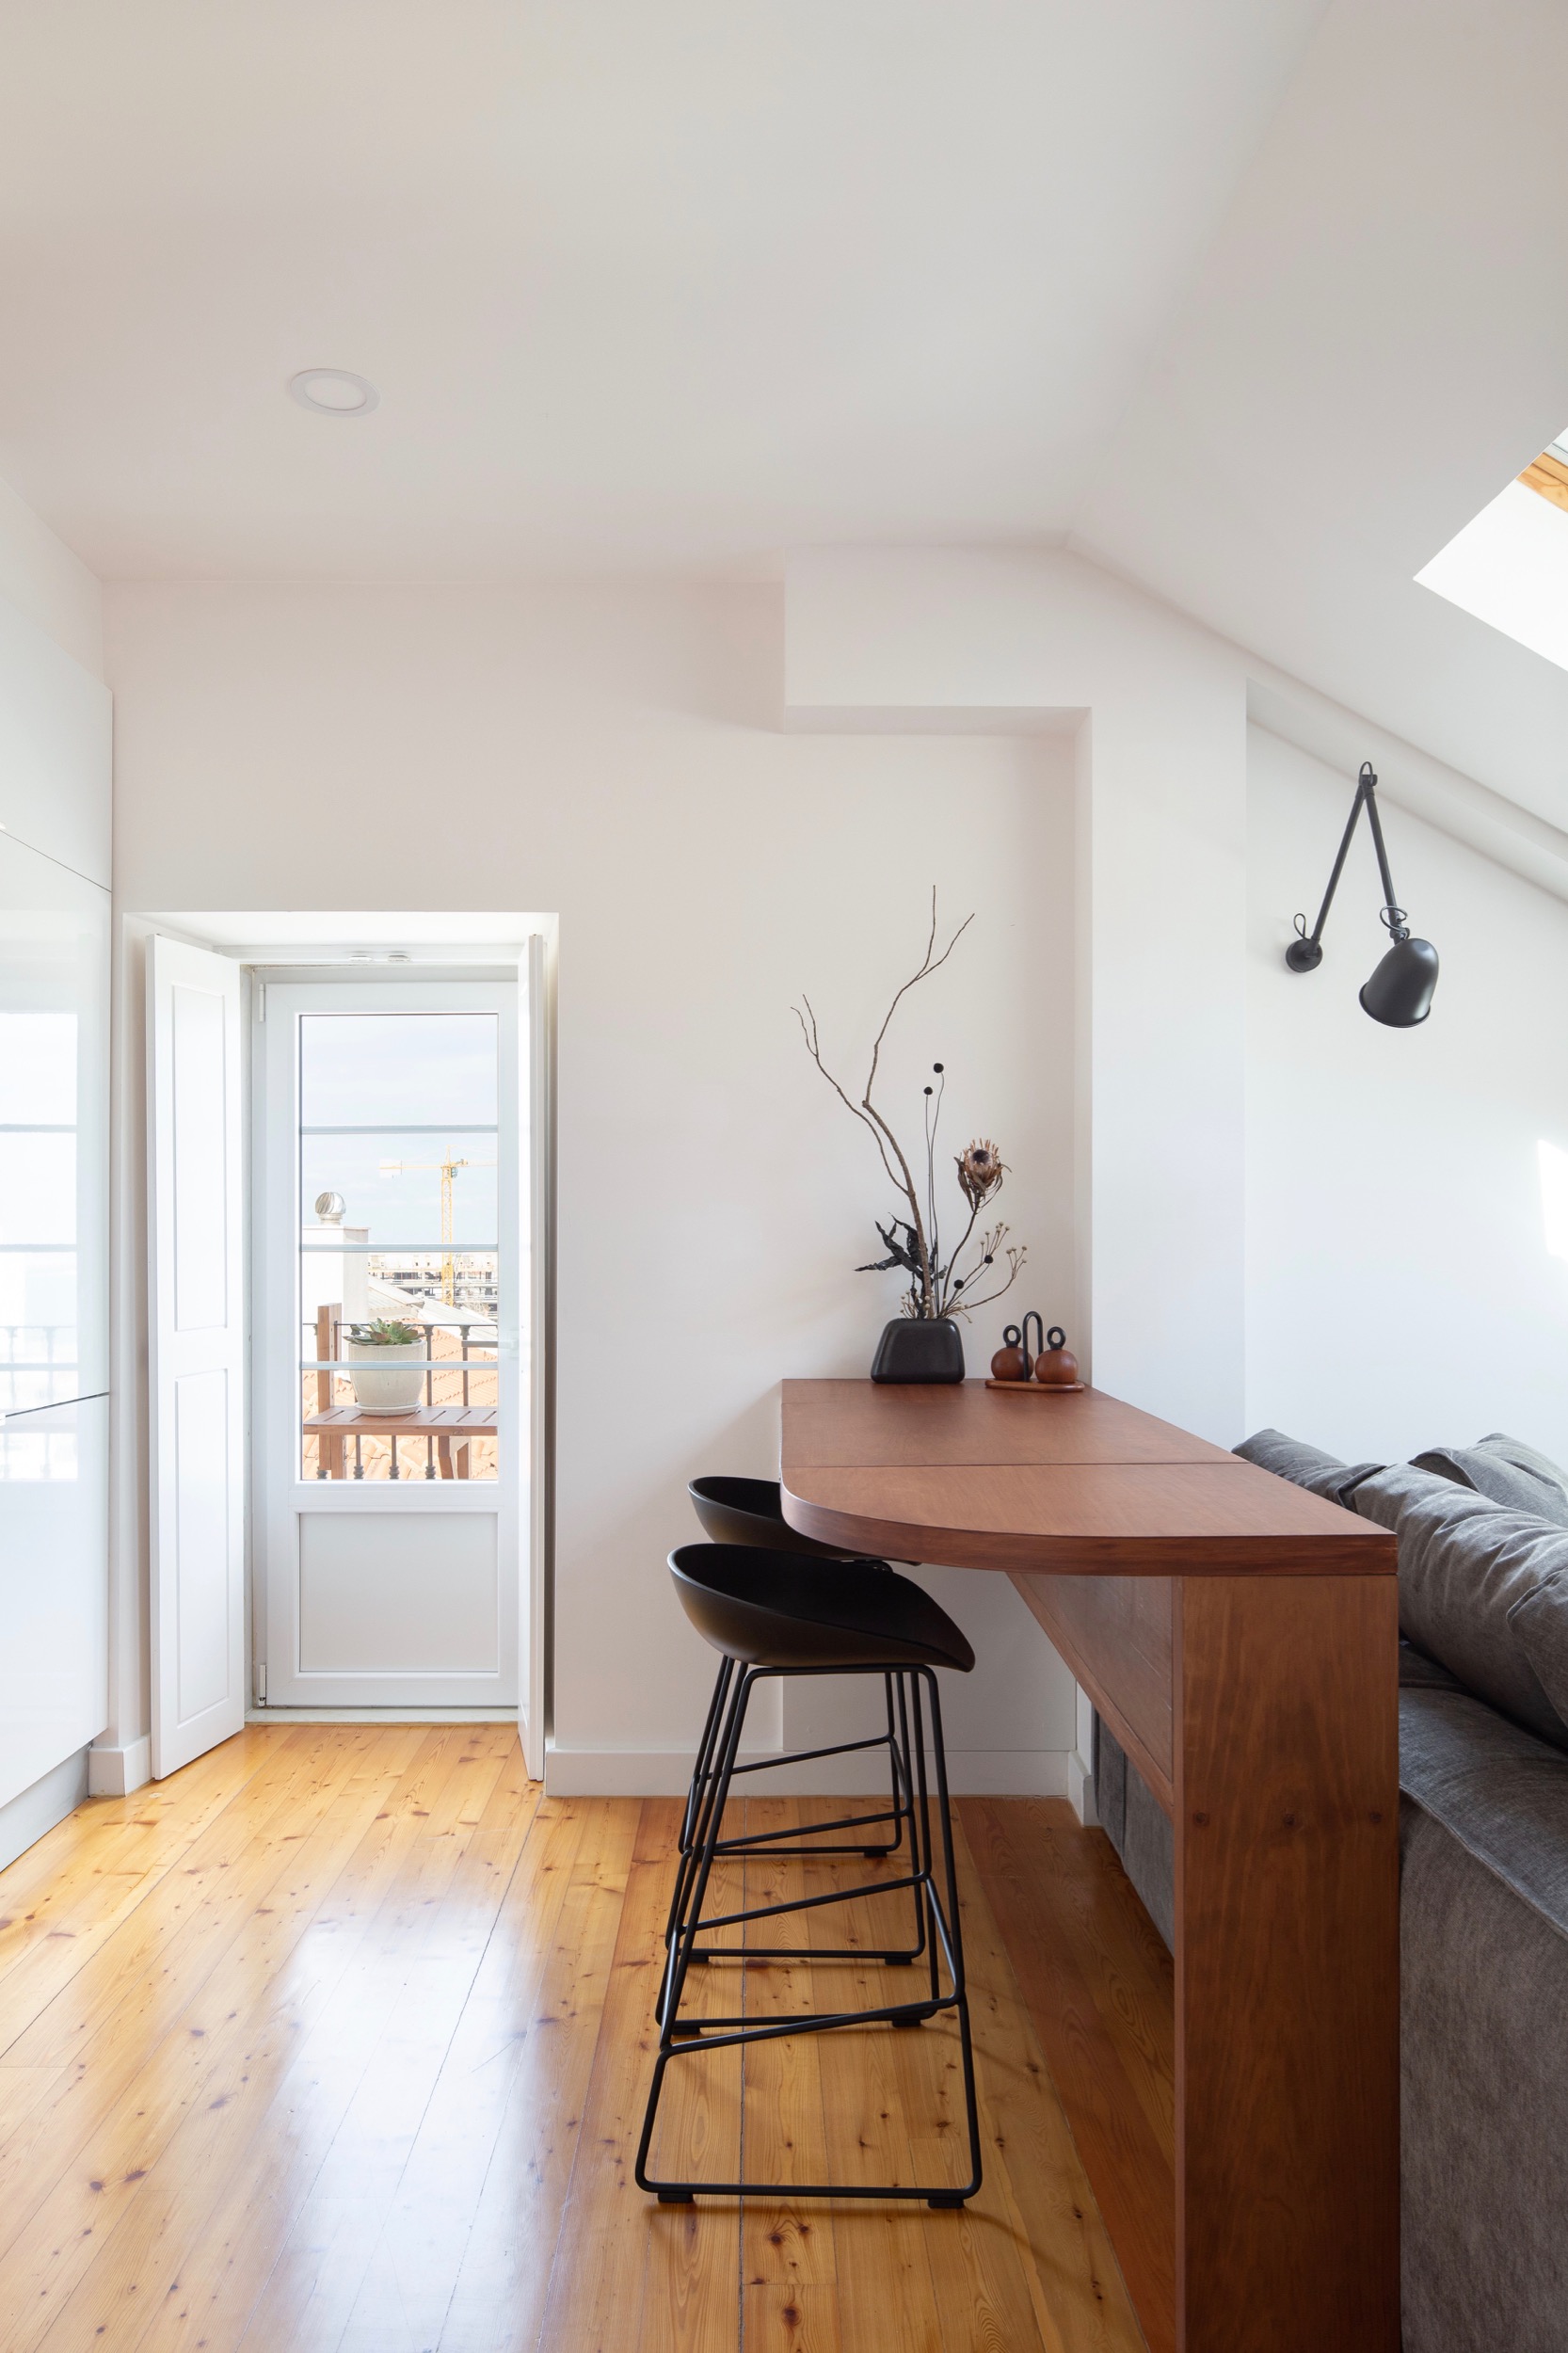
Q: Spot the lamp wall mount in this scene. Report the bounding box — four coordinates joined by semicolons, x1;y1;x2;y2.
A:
1285;761;1439;1027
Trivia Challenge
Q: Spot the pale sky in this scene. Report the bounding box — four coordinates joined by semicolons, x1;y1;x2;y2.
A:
299;1012;499;1241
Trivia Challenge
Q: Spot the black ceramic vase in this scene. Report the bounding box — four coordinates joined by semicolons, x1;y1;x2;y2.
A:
870;1317;966;1385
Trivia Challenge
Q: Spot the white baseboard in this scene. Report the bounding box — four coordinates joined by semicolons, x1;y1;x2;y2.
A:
1066;1745;1098;1826
245;1707;518;1725
88;1736;152;1798
0;1748;90;1871
545;1743;1071;1800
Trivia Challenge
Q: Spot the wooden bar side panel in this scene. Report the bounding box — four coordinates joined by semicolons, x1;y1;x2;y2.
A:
1176;1575;1400;2353
1012;1571;1174;1811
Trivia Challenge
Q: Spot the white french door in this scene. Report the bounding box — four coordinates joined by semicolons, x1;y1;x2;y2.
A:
255;977;524;1710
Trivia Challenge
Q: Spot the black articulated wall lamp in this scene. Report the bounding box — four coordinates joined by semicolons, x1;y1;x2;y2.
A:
1285;761;1438;1026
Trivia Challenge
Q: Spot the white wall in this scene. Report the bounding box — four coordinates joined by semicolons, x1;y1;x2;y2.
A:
103;558;1568;1801
105;581;1080;1792
1247;724;1568;1463
786;545;1249;1443
0;473;103;683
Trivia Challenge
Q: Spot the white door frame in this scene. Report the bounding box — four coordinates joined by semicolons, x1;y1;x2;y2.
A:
147;936;246;1776
253;974;524;1711
523;933;552;1775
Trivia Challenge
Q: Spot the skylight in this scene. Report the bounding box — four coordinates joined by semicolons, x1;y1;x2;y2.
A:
1416;429;1568;672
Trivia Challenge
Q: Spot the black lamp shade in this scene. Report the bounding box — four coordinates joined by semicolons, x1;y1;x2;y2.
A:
1358;936;1438;1028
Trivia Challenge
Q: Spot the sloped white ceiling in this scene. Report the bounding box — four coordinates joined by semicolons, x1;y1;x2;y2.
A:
1071;0;1568;828
1;1;1565;827
0;1;1324;576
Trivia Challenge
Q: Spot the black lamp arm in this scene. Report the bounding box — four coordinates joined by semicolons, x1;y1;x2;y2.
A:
1360;785;1410;941
1288;761;1408;971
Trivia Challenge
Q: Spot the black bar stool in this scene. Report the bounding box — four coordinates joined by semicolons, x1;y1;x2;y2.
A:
637;1541;983;2209
680;1477;912;1867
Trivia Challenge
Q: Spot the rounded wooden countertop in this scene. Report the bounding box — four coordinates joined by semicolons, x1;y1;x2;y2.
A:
778;1379;1395;1577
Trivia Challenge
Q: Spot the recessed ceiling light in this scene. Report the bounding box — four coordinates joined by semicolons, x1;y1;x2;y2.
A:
288;368;379;418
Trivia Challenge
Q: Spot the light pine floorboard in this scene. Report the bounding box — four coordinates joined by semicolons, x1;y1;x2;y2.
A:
0;1729;1172;2352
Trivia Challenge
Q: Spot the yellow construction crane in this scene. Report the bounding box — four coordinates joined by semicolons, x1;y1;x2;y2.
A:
378;1155;495;1304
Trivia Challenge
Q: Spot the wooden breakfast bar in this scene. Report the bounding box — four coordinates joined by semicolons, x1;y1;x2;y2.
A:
780;1377;1399;2353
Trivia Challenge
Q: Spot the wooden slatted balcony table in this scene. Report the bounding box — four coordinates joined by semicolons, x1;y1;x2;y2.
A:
780;1376;1399;2353
303;1401;497;1479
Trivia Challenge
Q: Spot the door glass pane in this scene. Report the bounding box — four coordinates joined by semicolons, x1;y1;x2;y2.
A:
298;1013;499;1482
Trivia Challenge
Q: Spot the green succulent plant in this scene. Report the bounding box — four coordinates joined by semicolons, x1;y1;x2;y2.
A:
345;1319;423;1347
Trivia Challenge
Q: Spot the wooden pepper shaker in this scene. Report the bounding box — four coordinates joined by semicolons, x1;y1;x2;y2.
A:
1033;1325;1079;1386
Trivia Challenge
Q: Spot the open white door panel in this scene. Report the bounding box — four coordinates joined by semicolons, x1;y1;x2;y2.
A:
148;936;245;1777
521;930;548;1779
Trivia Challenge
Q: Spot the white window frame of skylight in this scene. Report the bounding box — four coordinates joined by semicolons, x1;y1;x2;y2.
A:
1416;427;1568;674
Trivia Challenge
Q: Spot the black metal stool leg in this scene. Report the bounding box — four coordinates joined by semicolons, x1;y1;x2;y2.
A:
658;1660;750;2028
893;1671;926;1961
679;1655;736;1857
643;1666;758;2194
664;1672;925;1977
691;1666;917;1864
860;1673;910;1859
910;1672;942;2013
638;1659;983;2208
918;1669;983;2205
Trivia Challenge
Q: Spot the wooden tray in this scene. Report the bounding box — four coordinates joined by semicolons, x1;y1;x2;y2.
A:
984;1377;1085;1393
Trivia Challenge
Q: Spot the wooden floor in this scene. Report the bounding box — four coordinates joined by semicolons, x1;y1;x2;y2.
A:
0;1726;1175;2353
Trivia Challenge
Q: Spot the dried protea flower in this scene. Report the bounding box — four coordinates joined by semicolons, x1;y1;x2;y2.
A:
956;1139;1005;1209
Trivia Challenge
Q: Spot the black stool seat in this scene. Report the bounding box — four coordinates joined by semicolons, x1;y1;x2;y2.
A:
673;1484;922;1877
669;1544;975;1673
687;1473;861;1560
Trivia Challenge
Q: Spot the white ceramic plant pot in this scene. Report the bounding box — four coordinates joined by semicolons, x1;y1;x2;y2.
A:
345;1338;426;1415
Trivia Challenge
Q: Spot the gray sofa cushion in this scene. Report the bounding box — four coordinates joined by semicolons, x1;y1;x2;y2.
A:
1399;1684;1568;2351
1512;1576;1568;1739
1411;1433;1568;1528
1477;1430;1568;1502
1231;1427;1383;1507
1355;1475;1568;1753
1400;1679;1568;1932
1400;1790;1568;2353
1340;1458;1457;1531
1399;1639;1467;1695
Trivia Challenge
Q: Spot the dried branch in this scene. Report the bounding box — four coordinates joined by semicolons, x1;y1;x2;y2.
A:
793;999;905;1198
794;890;980;1320
949;1231;1027;1318
864;887;973;1106
936;1196;983;1315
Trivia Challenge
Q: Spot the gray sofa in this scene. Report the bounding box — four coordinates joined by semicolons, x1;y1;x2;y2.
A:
1094;1427;1568;2353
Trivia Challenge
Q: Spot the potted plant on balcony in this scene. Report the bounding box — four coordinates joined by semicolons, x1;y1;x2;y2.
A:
794;892;1025;1382
343;1318;426;1414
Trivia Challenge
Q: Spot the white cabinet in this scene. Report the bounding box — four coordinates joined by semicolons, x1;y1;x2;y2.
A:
0;1398;107;1806
0;828;110;1809
0;598;111;888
